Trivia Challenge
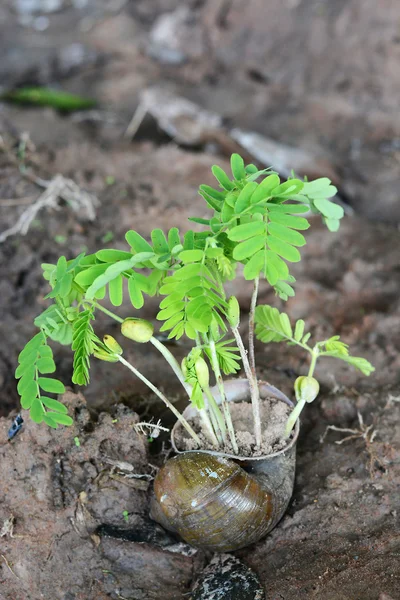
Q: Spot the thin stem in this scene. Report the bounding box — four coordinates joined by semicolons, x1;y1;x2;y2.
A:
208;337;239;454
204;386;226;444
150;336;192;397
285;349;320;438
308;350;319;377
231;325;262;449
284;398;305;438
117;355;201;445
248;276;259;376
198;408;220;448
90;301;124;323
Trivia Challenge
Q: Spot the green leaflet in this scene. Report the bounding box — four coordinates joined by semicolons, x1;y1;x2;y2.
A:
230;154;246;180
157;259;227;340
85;252;154;299
151;229;169;254
233;236;265;261
15;331;70;426
267;223;306;247
313;198;344;220
179;249;204;263
268;212;310;230
228;221;266;241
212;165;235;191
255;305;297;343
71;308;99;385
38;378;66;394
125;230;153;253
96;249;133;262
243;250;264;280
270;179;303;198
249;174;280;205
198;185;226;202
267;236;301;262
108;274;123;306
265;250;289;285
234;182;258;212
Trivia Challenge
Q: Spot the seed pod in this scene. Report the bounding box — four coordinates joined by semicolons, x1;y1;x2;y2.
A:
121;318;154;343
294;376;320;403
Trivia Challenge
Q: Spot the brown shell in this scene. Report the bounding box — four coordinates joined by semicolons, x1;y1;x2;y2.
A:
153;452;273;552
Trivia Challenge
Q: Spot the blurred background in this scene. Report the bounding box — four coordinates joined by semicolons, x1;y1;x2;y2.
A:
0;0;399;417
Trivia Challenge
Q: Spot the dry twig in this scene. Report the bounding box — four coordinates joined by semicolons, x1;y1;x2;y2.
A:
0;175;99;243
320;411;386;477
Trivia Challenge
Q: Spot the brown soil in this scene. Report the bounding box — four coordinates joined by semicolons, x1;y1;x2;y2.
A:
175;397;292;457
1;1;400;598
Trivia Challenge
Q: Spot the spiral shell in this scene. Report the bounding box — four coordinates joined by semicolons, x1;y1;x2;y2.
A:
153;452;273;552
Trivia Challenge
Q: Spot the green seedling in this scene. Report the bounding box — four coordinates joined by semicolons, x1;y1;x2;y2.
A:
15;154;374;451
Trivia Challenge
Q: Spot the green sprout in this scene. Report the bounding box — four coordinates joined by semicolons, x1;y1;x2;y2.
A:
15;154;374;451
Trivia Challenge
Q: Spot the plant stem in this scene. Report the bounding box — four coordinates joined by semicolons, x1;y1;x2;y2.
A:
231;325;262;449
150;336;192;397
285;349;320;438
198;408;219;448
90;301;124;323
249;277;259;376
308;350;319;377
117;355;201;445
204;386;226;444
207;337;239;454
284;398;305;438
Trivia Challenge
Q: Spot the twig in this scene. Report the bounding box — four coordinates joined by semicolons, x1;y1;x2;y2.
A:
0;197;35;206
320;411;384;477
0;175;99;243
1;554;19;578
124;102;148;139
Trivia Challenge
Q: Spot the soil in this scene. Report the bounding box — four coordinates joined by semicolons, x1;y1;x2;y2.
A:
175;397;292;457
1;1;400;599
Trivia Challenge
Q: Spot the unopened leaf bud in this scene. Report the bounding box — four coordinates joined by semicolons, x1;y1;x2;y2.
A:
93;350;119;363
194;356;209;389
103;335;123;355
294;376;320;403
227;296;240;328
121;318;154;343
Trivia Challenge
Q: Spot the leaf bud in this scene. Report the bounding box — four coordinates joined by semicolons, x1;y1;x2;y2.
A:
103;335;123;355
121;318;154;343
227;296;240;328
294;376;320;403
194;356;210;389
93;350;119;363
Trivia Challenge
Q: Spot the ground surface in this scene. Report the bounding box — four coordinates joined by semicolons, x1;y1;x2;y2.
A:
1;1;400;599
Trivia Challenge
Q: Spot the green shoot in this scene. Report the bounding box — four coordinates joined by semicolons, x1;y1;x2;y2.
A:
254;304;375;435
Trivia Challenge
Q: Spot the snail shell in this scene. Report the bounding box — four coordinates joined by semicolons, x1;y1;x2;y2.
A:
152;452;274;552
151;380;298;552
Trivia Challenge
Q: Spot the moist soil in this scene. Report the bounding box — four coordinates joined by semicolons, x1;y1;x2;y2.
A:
175;397;292;456
1;1;400;599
